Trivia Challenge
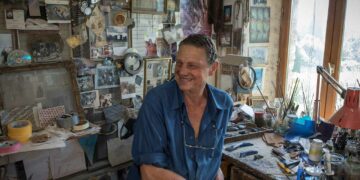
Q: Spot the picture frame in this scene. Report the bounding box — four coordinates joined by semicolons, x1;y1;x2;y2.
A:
220;25;233;47
95;66;120;89
249;7;270;43
132;0;165;13
224;5;232;23
248;47;268;64
143;58;172;97
251;0;267;6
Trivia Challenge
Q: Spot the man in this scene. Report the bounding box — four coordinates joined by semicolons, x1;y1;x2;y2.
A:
128;34;233;180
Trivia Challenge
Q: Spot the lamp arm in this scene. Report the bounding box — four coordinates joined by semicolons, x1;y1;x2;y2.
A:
316;66;347;99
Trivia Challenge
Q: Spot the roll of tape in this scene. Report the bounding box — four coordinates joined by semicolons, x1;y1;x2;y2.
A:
73;120;90;131
113;12;126;26
0;140;21;154
7;120;32;143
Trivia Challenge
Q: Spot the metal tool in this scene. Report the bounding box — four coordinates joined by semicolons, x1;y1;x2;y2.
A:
225;142;253;152
239;150;258;158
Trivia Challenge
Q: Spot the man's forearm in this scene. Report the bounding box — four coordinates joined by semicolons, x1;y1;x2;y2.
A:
140;164;185;180
215;168;224;180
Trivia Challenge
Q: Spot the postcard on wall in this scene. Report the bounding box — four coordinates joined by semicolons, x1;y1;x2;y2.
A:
248;47;268;64
45;0;71;23
120;77;136;99
80;90;100;108
5;9;25;29
95;66;120;89
77;76;94;92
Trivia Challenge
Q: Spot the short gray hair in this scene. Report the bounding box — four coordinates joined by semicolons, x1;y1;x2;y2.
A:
179;34;218;65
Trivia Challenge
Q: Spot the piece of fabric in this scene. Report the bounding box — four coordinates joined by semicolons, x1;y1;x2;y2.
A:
128;80;233;180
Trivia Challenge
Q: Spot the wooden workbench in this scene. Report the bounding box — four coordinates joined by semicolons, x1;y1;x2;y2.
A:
222;137;296;180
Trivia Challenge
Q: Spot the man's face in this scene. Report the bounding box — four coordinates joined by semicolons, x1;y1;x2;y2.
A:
175;44;218;94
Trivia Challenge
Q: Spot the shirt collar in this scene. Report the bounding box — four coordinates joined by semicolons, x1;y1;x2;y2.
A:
171;81;227;110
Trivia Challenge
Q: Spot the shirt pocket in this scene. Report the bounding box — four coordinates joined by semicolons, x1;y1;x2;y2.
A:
199;126;223;157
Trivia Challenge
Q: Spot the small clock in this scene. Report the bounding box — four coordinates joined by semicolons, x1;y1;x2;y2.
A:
123;51;143;75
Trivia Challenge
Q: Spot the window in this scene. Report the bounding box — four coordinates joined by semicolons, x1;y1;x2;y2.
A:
285;0;329;116
278;0;356;120
337;0;360;109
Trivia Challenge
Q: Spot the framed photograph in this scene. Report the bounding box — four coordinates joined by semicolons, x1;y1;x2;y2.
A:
249;7;270;43
224;5;232;23
143;58;172;96
45;4;71;23
133;0;165;13
80;90;100;108
248;47;268;64
95;66;120;89
77;76;94;92
106;26;128;43
220;25;232;47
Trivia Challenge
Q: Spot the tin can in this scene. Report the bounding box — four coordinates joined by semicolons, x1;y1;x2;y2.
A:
309;139;323;162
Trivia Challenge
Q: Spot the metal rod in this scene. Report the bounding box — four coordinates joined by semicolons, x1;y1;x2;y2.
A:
313;73;321;122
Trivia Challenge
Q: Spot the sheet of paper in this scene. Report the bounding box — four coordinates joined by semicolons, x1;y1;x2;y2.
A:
5;9;25;29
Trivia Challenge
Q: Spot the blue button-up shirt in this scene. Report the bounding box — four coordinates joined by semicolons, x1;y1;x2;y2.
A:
128;80;233;180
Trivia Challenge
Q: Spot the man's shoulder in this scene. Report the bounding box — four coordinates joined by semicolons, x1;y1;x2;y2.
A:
143;81;176;102
208;84;233;108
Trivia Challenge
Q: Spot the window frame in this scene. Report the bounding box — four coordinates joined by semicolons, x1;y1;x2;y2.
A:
277;0;347;119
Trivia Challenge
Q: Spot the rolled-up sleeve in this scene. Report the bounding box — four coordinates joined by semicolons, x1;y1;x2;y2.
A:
132;90;168;168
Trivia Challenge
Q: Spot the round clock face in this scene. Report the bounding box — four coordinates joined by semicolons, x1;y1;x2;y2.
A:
124;53;142;75
126;56;140;71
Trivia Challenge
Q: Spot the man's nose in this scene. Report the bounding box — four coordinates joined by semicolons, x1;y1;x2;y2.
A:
176;65;188;75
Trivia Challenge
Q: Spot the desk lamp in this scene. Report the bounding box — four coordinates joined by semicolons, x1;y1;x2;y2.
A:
313;66;360;130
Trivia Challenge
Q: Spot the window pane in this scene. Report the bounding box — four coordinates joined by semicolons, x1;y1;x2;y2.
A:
337;0;360;109
286;0;329;116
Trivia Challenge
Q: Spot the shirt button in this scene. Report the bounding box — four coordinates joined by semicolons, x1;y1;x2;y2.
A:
190;136;193;139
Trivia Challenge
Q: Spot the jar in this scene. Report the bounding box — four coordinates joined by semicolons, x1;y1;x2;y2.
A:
309;139;323;163
254;111;265;127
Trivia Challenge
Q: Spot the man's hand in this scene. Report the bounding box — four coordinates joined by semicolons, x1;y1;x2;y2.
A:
215;168;224;180
140;164;185;180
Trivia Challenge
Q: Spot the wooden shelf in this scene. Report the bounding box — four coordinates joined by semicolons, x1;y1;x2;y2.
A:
0;61;72;74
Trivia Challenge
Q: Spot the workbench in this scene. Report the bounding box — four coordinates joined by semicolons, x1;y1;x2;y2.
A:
222;137;296;180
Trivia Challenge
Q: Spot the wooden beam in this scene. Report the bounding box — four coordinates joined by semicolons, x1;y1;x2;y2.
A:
320;0;347;119
276;0;291;98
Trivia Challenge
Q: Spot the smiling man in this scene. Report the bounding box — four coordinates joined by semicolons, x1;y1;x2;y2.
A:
128;34;233;180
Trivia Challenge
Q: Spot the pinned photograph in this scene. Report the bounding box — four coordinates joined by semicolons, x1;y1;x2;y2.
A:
224;5;232;23
80;90;100;108
120;77;136;99
143;58;171;96
99;93;113;108
4;9;25;29
106;26;128;43
45;4;71;23
248;47;268;64
95;66;120;89
77;76;94;92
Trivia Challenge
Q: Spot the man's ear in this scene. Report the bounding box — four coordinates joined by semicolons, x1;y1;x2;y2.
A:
208;60;219;76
